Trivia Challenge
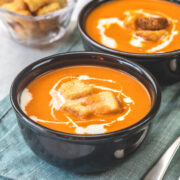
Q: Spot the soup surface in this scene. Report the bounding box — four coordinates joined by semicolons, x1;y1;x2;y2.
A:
85;0;180;53
20;66;151;135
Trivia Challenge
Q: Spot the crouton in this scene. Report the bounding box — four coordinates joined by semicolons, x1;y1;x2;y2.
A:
2;1;19;12
124;16;137;31
52;0;67;8
83;91;120;115
59;80;94;100
17;10;31;16
1;3;15;11
135;17;169;30
0;0;12;6
54;0;67;8
37;2;61;16
24;0;51;12
14;0;27;9
1;0;29;14
134;30;167;42
62;100;92;118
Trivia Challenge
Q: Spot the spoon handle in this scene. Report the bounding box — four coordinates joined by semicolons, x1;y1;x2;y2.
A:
143;136;180;180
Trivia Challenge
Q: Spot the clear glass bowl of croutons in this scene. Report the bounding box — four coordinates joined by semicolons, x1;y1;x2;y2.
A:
0;0;76;46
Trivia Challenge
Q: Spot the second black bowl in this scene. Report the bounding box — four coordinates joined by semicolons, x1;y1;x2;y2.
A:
78;0;180;85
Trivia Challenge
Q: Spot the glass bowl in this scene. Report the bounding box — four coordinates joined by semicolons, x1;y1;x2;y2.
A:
0;0;76;46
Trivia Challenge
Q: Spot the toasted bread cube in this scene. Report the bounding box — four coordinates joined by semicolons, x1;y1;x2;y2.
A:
83;91;120;115
17;10;31;16
135;17;169;31
135;30;167;42
62;100;92;118
59;80;94;100
14;0;27;9
1;0;29;14
24;0;51;12
124;16;137;31
0;0;12;6
2;2;19;12
55;0;67;8
2;7;31;16
37;2;61;16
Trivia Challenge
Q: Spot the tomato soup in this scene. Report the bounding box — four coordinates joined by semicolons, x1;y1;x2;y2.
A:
85;0;180;53
20;66;151;135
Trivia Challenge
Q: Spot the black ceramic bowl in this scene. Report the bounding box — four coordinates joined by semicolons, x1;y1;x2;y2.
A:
10;52;161;173
78;0;180;85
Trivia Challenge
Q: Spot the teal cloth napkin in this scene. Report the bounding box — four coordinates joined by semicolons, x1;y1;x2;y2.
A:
0;30;180;180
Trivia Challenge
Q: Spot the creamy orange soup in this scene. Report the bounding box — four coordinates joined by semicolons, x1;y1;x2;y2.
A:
20;66;151;134
85;0;180;53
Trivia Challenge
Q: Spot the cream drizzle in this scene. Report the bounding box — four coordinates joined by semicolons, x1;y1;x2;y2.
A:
30;116;70;125
96;9;179;53
78;75;115;83
20;75;135;135
65;115;106;134
117;105;131;121
130;34;144;47
126;9;161;18
123;97;134;104
48;75;134;134
20;88;32;113
97;18;124;48
146;23;178;53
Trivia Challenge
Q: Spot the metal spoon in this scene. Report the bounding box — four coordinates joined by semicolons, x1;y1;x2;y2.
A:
143;136;180;180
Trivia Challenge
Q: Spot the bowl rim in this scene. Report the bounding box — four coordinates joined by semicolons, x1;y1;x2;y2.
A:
0;0;75;21
78;0;180;60
10;52;161;141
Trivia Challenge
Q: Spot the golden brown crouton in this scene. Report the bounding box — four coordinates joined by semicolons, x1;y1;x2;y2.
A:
135;17;169;30
55;0;67;8
62;100;92;118
83;91;120;115
134;30;167;42
1;0;29;14
37;2;61;16
24;0;51;12
59;80;94;100
0;0;12;6
17;9;31;16
124;16;137;31
14;0;27;9
1;2;19;12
